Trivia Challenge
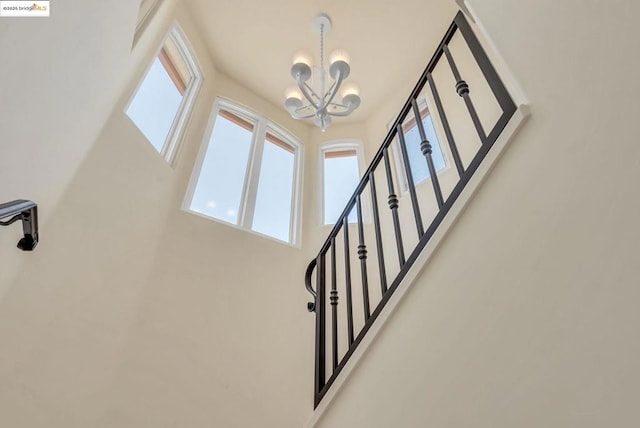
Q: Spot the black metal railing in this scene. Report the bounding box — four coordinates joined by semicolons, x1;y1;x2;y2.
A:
305;11;517;407
0;199;39;251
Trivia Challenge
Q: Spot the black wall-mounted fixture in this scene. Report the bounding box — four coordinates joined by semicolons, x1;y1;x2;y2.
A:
0;200;39;251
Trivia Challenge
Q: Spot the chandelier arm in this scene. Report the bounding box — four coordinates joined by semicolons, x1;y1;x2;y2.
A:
323;70;344;109
288;103;317;119
328;110;354;117
291;109;317;119
304;82;323;102
296;79;320;109
293;112;317;119
327;102;356;117
322;80;338;104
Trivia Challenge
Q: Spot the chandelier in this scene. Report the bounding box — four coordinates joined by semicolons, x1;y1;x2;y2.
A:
284;13;361;131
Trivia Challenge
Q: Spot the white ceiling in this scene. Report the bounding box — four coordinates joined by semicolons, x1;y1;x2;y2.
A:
185;0;458;125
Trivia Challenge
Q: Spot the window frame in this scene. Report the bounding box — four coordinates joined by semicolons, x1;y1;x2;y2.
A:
390;97;451;193
183;97;304;247
319;140;366;226
125;22;203;166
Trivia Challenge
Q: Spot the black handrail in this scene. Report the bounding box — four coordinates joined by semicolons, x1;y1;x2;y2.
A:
305;11;517;408
305;258;317;312
0;199;39;251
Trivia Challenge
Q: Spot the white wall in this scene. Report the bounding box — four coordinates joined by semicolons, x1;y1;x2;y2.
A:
100;67;316;428
312;1;640;426
6;0;638;426
0;0;138;289
0;1;318;426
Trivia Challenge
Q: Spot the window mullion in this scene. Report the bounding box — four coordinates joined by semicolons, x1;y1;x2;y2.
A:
239;118;267;229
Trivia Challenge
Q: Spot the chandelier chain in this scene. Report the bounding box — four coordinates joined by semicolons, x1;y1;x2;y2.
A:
320;24;324;70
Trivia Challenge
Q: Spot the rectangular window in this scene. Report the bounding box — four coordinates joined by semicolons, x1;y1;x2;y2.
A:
402;110;446;185
322;143;363;225
185;99;303;246
126;24;202;165
127;56;183;152
252;133;296;242
190;110;255;225
392;98;447;191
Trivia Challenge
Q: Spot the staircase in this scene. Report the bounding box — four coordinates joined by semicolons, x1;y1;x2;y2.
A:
304;11;524;409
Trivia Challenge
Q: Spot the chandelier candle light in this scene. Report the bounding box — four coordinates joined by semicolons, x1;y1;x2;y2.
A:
284;13;361;131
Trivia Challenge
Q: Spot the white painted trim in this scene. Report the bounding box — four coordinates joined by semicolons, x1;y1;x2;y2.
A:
162;23;204;167
304;104;530;428
239;118;266;230
132;0;164;49
455;0;475;22
181;97;304;248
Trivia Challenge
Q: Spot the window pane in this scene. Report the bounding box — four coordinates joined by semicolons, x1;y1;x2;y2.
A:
404;113;446;185
190;113;254;224
252;137;295;242
324;152;360;225
126;57;183;152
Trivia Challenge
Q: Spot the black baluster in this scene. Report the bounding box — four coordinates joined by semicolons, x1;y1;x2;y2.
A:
356;194;371;319
411;99;445;208
396;124;424;237
329;237;338;370
382;147;405;267
427;72;465;177
342;216;355;345
443;45;487;143
314;252;326;398
368;172;388;294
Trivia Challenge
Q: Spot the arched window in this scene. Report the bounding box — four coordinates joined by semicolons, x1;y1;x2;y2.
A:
126;23;203;165
185;98;303;245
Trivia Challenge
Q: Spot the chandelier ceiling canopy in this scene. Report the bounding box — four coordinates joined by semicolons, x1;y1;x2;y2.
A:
284;13;361;131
